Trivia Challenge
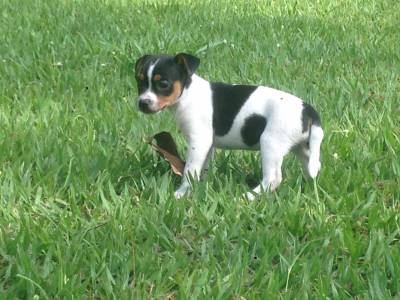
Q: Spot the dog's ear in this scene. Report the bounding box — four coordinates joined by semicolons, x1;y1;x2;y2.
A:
174;53;200;76
134;54;151;76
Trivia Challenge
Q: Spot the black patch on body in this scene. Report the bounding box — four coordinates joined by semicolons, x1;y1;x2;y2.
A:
211;82;257;136
301;102;321;132
241;114;267;146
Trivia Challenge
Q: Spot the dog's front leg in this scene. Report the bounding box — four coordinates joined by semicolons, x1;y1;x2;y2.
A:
174;135;213;198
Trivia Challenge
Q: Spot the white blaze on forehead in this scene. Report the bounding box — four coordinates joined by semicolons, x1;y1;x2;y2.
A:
139;60;159;102
147;59;159;91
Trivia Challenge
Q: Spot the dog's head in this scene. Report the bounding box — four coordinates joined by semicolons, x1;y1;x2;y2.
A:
134;53;200;114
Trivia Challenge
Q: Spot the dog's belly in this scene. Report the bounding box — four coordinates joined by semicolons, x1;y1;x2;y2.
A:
213;131;260;150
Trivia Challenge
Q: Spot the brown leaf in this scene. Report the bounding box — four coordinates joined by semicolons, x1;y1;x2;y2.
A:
146;131;185;176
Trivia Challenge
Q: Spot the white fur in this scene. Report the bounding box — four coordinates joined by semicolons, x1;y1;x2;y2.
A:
307;125;324;178
171;76;214;198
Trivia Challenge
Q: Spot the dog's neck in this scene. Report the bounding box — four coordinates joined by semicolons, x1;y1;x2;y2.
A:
174;74;208;107
169;74;212;137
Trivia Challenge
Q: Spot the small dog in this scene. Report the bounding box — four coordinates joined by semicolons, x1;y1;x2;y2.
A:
135;53;323;200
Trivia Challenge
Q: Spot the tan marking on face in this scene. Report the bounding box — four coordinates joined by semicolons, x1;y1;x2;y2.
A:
153;74;161;81
138;73;145;80
157;81;182;109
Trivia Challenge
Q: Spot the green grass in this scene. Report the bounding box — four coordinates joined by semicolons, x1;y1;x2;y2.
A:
0;0;399;298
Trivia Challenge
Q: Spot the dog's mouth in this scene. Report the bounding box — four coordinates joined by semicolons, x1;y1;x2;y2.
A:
138;102;167;114
139;106;158;114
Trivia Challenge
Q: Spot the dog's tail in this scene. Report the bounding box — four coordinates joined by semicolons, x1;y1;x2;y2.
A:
302;103;323;178
308;124;324;178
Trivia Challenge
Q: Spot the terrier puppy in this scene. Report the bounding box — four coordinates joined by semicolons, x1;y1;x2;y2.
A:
135;53;323;199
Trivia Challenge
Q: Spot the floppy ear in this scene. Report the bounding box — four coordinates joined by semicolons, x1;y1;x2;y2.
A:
174;53;200;76
134;54;151;75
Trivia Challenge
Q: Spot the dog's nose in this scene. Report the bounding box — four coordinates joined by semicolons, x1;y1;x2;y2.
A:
138;98;153;113
139;98;150;108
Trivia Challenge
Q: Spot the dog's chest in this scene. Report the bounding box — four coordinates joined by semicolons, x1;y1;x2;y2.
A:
173;78;214;137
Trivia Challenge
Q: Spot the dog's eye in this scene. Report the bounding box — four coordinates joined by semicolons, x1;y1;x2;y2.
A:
157;80;171;89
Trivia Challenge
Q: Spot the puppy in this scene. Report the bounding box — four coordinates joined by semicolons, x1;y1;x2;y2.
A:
135;53;323;200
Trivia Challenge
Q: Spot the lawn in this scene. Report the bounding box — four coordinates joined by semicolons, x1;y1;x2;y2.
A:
0;0;399;298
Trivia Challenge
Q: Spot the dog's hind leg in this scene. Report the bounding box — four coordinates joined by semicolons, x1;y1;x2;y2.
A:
294;144;311;177
245;132;290;200
295;125;323;178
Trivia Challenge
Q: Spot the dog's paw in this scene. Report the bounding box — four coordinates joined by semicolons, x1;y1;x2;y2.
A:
242;191;257;201
174;185;189;199
174;190;186;199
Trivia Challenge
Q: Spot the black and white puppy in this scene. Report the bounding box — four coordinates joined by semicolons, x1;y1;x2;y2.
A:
135;53;324;200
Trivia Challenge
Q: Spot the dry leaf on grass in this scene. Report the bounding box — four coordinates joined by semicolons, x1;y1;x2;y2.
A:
146;131;185;176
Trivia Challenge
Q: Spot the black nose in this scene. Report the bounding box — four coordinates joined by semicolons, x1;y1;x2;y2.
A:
138;98;153;113
139;99;149;109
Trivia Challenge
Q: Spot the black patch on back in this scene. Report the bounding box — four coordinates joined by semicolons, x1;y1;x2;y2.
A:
211;82;257;136
241;114;267;146
301;102;321;132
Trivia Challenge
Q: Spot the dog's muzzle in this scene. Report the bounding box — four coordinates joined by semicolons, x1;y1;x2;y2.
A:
138;98;156;114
